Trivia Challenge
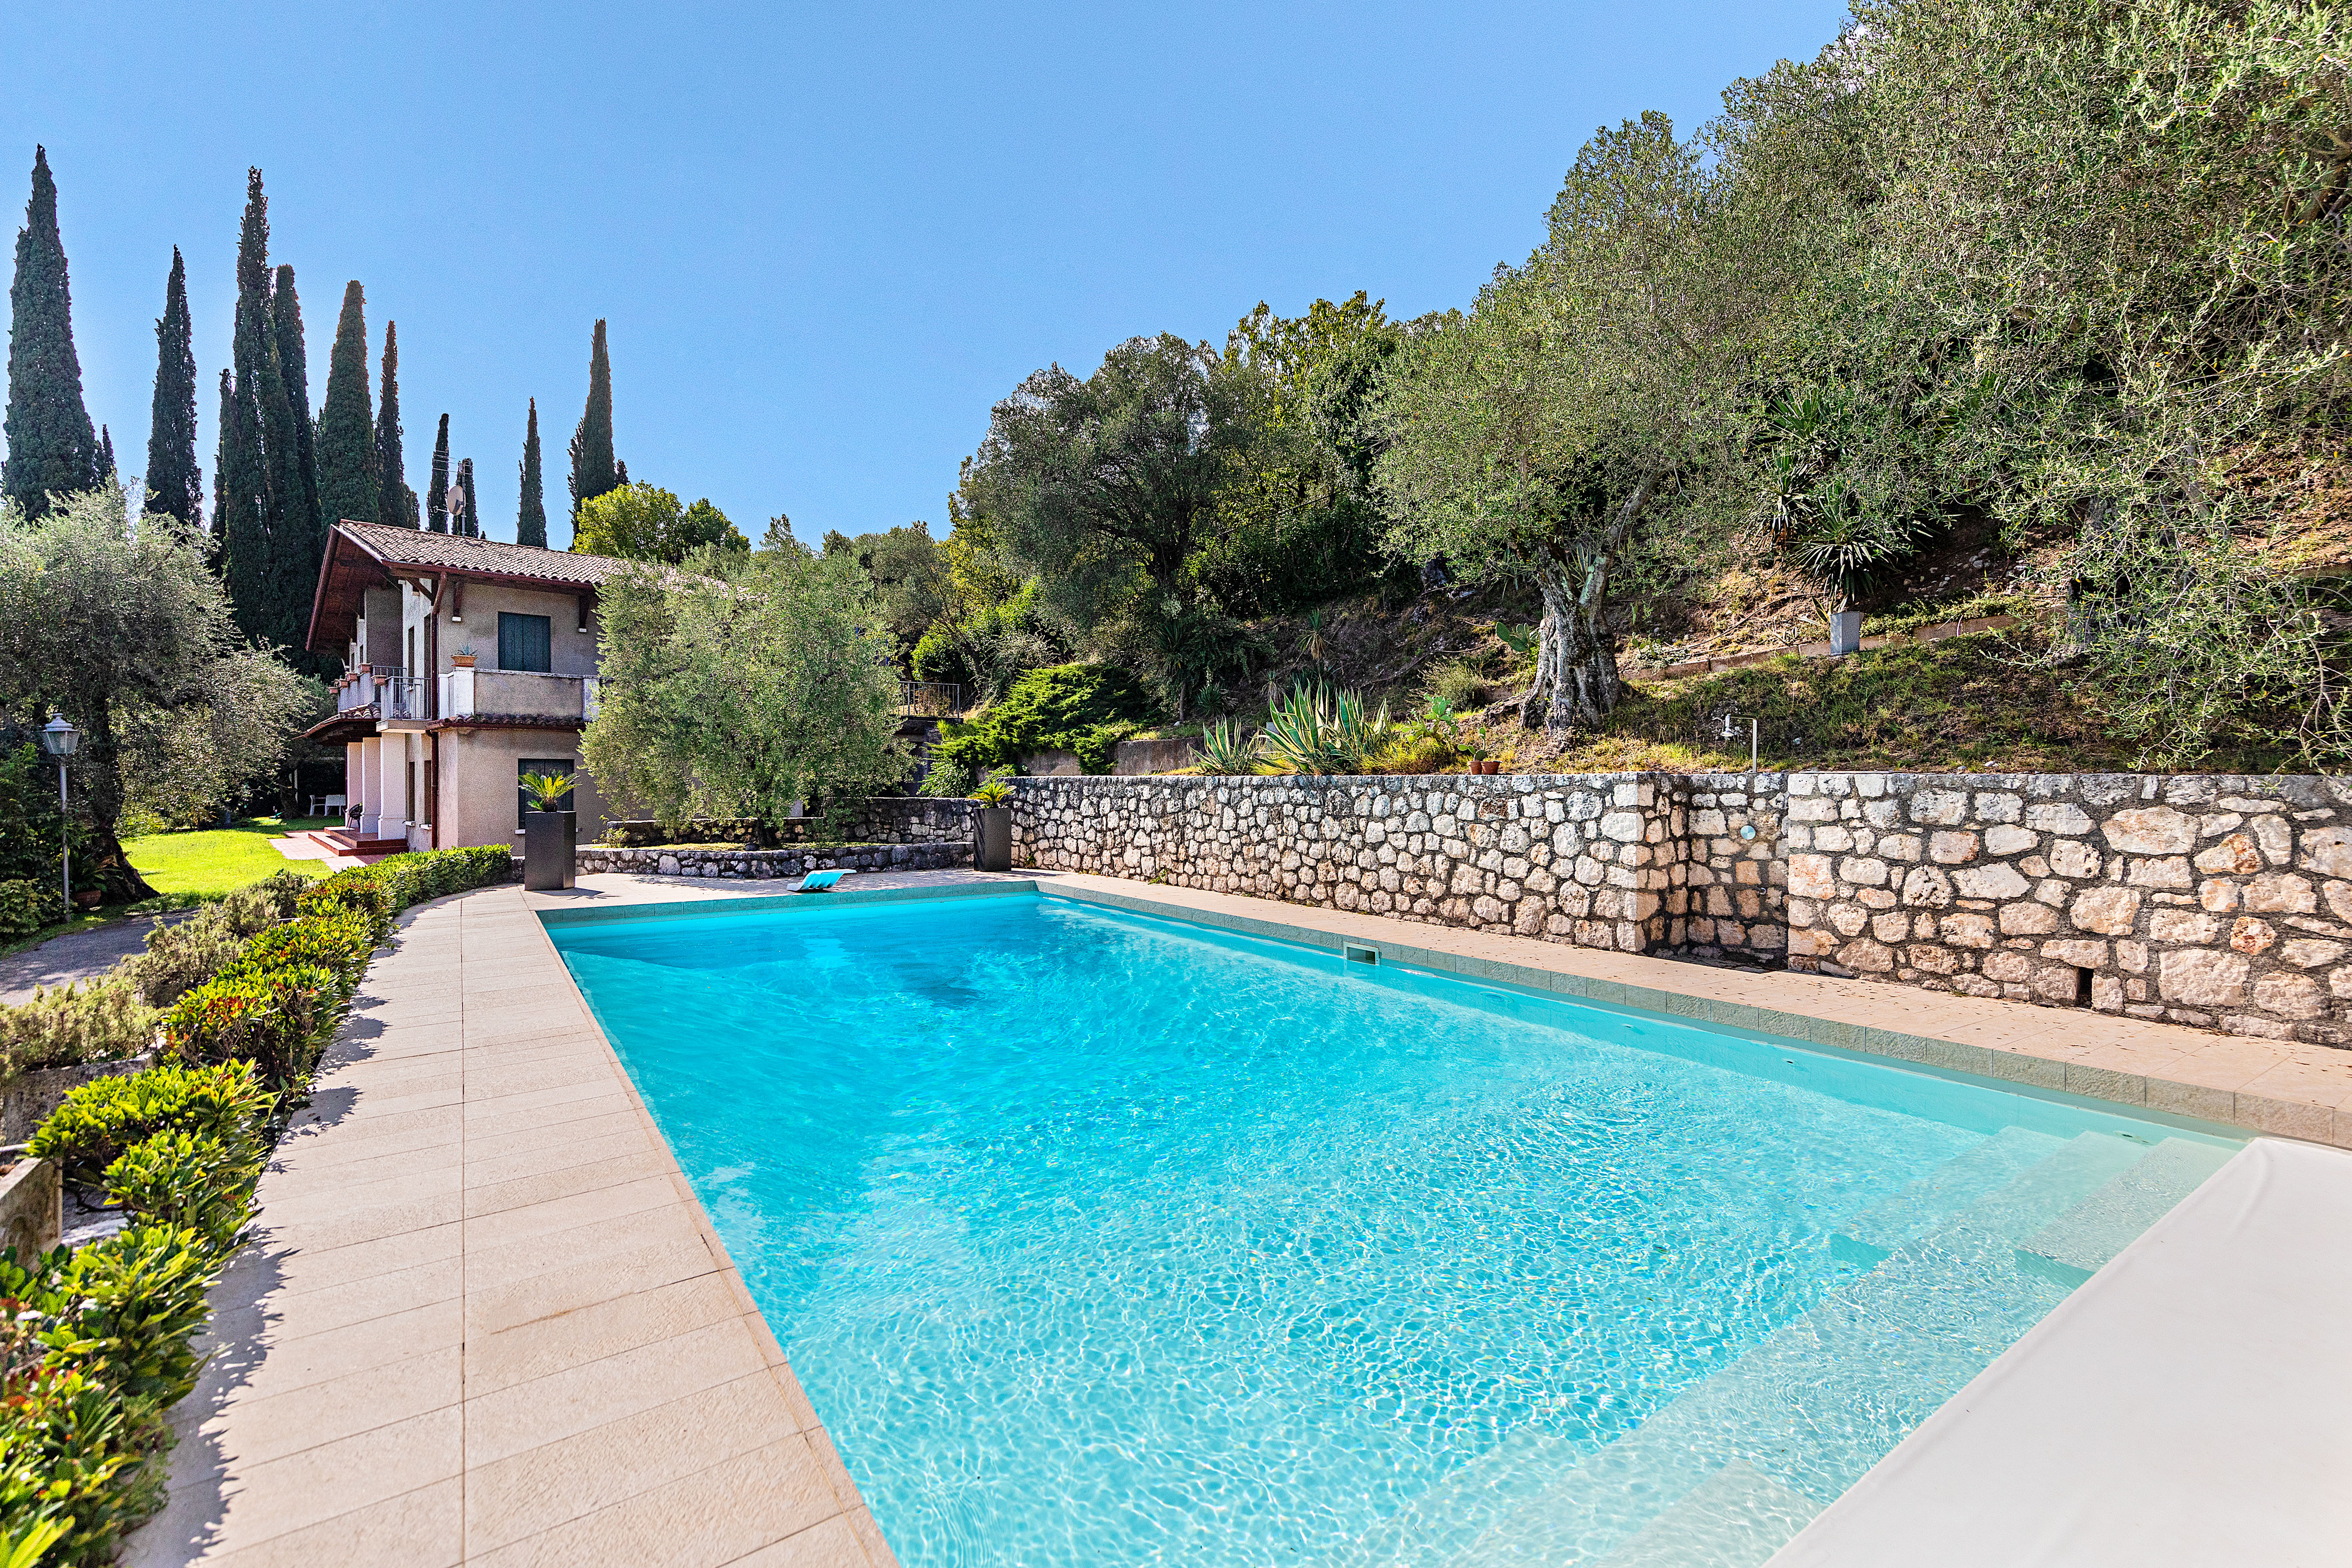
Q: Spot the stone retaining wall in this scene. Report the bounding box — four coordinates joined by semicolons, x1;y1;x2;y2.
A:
1011;774;1683;952
574;840;972;880
1009;769;2352;1048
599;798;974;848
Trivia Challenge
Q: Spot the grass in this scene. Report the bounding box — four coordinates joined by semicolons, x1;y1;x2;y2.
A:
0;816;337;967
123;816;335;902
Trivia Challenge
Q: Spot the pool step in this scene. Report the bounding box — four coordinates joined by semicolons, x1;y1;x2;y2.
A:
1584;1462;1819;1568
1834;1125;2067;1251
1404;1131;2185;1567
2014;1137;2235;1286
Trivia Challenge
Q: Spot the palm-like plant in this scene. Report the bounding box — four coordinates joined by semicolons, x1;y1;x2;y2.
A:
969;775;1016;806
1194;717;1260;776
1256;681;1390;775
518;771;574;813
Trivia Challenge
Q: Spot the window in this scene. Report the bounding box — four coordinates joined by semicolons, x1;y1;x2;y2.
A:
518;758;576;827
498;612;552;672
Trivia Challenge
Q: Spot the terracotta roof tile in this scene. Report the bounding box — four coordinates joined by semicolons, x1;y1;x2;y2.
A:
333;520;634;586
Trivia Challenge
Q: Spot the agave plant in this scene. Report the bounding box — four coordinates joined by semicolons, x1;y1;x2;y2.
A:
1256;682;1389;775
518;771;574;812
1195;717;1260;776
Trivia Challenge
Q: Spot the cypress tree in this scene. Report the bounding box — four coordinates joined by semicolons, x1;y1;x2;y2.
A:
216;364;267;628
567;318;617;529
144;247;201;527
426;413;450;533
315;280;377;527
516;398;547;547
458;457;479;538
270;261;322;640
98;425;113;478
374;321;413;528
218;170;281;638
272;263;319;536
3;147;99;516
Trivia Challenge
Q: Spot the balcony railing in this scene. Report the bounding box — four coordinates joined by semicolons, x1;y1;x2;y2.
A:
440;667;597;720
899;681;966;718
336;665;417;716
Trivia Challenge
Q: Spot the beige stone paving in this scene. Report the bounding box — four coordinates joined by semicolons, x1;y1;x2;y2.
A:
125;885;901;1568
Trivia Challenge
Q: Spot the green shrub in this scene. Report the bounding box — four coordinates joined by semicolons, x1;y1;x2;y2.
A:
28;1061;272;1189
103;1132;257;1249
0;880;64;941
221;911;375;997
119;911;242;1009
0;979;155;1080
297;845;513;942
216;871;312;936
933;662;1155;777
160;966;336;1087
0;1224;226;1564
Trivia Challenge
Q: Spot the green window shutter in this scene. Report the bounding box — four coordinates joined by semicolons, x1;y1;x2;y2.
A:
498;612;552;672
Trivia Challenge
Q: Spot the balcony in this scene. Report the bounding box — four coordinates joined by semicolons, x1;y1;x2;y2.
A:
440;668;600;721
335;666;425;720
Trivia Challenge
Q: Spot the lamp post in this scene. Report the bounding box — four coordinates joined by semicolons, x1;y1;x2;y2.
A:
38;716;78;911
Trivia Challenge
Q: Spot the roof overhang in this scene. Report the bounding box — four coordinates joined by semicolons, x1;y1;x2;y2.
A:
302;706;381;746
306;523;609;654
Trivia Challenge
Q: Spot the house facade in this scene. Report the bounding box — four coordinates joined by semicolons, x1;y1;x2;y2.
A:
305;521;629;851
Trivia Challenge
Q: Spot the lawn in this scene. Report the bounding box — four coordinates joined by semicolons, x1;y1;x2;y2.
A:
123;816;336;901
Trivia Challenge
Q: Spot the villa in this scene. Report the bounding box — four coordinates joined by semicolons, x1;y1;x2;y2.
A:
302;520;620;852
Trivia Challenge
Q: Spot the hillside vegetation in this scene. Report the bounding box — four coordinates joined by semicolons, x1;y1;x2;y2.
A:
800;0;2352;788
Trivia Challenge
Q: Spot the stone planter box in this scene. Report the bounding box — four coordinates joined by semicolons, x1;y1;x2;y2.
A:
1;1053;153;1145
574;841;972;880
0;1155;61;1258
524;811;578;891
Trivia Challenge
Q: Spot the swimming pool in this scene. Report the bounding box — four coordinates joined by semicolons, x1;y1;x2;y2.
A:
546;890;2240;1568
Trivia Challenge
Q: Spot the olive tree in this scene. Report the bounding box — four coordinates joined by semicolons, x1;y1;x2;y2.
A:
0;486;316;898
1375;114;1754;730
581;549;906;833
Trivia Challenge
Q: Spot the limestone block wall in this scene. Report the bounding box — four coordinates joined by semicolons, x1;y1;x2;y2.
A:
1776;773;2352;1045
1010;774;1685;952
1010;768;2352;1049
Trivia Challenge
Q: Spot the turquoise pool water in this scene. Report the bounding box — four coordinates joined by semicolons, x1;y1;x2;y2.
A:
547;891;2238;1568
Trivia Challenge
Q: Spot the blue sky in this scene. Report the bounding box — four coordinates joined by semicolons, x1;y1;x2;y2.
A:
1;2;1848;549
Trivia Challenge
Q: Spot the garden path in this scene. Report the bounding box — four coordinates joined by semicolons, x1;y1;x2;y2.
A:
0;912;186;1006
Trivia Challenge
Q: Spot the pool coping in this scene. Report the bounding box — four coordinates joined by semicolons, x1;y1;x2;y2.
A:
126;883;904;1567
535;869;2352;1150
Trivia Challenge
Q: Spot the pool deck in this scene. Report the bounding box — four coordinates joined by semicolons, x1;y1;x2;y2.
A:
126;883;901;1568
128;863;2352;1565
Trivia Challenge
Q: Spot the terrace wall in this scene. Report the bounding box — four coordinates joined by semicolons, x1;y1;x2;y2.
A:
1008;770;2352;1048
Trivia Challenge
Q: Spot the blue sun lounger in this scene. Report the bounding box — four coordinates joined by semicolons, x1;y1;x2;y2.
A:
792;869;847;893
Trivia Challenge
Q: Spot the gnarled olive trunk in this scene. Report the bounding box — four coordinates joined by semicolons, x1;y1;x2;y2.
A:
1516;472;1661;734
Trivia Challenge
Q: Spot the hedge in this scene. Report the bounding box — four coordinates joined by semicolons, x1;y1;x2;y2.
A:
0;844;517;1557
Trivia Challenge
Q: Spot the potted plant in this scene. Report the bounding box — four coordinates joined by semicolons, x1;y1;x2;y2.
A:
450;644;477;669
970;775;1014;872
518;771;577;891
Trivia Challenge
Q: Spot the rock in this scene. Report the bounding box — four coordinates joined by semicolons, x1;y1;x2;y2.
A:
2192;833;2262;874
2042;938;2107;968
1953;862;2031;899
2242;872;2318;914
1929;830;1981;864
1909;790;1967;826
2228;917;2276;955
2301;824;2352;879
2068;886;2141;936
2000;902;2060;935
2158;948;2249;1009
2048;839;2101;878
2026;802;2093;836
2253;970;2325;1019
2103;806;2196;855
1984;824;2038;857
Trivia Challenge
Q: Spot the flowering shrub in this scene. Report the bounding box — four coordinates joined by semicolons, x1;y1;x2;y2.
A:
159;965;335;1086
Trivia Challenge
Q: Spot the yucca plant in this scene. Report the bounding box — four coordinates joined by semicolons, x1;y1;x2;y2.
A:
518;771;574;812
1256;682;1389;775
1194;718;1260;776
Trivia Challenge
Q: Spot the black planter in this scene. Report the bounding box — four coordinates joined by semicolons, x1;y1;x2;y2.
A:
523;811;578;891
975;806;1012;873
